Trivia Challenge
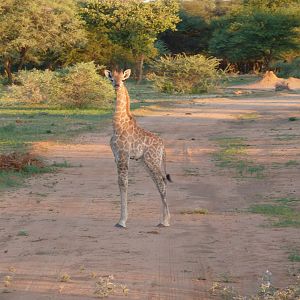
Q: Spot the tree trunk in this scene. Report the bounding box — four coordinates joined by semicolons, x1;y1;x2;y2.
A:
4;57;13;84
136;54;144;84
18;47;28;71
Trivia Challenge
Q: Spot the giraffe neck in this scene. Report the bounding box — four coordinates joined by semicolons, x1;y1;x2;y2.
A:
113;85;133;132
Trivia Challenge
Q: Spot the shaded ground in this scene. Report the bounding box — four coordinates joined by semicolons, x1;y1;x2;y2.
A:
0;92;300;299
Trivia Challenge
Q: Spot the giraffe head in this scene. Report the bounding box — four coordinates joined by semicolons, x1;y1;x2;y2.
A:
104;69;131;91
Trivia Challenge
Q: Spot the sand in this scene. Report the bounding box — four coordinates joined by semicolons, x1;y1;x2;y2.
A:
0;93;300;299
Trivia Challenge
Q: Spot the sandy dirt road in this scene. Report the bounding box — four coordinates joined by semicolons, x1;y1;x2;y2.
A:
0;93;299;299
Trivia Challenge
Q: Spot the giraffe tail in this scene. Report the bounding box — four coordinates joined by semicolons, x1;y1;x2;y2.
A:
163;148;172;183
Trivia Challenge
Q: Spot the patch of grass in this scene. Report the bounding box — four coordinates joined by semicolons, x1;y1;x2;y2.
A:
288;250;300;262
288;117;298;121
249;204;294;216
183;167;200;176
213;137;265;178
180;208;208;215
0;103;112;190
236;112;259;121
225;74;260;86
275;197;300;205
0;158;71;190
94;275;129;298
17;230;28;236
284;160;299;167
218;272;236;283
249;203;300;228
0;171;24;189
51;160;73;168
59;273;71;282
127;80;178;101
274;134;298;141
0;105;111;154
210;279;300;300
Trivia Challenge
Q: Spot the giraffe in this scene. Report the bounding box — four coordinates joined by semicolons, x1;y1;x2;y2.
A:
104;69;172;228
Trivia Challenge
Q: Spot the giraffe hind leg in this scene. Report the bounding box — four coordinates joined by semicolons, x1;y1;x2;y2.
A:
143;158;170;227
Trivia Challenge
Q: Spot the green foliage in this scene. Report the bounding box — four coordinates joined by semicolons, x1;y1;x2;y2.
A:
180;0;216;20
209;9;300;70
0;0;86;81
65;30;134;67
158;0;243;57
159;10;211;55
4;62;114;108
244;0;300;11
273;57;300;78
81;0;180;81
56;62;114;108
9;69;55;104
148;54;223;94
81;0;179;56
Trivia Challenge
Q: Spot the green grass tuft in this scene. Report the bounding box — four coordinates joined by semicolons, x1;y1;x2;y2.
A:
284;160;299;167
213;136;265;178
17;230;29;236
180;208;209;215
275;197;300;205
288;251;300;262
249;204;294;216
249;202;300;228
288;117;298;121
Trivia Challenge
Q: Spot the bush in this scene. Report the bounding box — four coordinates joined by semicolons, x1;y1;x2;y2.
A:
9;69;55;104
56;62;114;108
147;54;224;94
3;62;114;108
273;57;300;78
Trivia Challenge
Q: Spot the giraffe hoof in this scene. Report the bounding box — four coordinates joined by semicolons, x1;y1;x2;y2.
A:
115;223;127;229
157;223;170;228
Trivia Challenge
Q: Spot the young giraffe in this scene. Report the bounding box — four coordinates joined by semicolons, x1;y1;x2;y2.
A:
104;69;172;228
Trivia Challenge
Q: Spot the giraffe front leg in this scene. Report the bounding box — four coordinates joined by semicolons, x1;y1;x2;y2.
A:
116;159;129;228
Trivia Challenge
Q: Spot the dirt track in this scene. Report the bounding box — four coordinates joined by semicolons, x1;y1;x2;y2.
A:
1;93;300;299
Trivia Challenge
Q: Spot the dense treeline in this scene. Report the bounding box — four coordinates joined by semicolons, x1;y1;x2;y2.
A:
0;0;300;84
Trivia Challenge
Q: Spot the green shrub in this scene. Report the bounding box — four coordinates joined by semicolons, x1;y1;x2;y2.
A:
273;57;300;78
9;69;55;104
147;54;224;94
55;62;114;108
3;62;114;108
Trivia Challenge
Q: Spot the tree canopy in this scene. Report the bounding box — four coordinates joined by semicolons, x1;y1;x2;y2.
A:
80;0;180;81
0;0;300;81
0;0;86;83
209;9;300;72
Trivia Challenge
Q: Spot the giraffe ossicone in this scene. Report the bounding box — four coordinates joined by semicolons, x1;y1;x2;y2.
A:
104;69;172;228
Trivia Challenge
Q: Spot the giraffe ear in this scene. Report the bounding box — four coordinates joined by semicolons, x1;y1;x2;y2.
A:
123;69;131;80
104;70;112;80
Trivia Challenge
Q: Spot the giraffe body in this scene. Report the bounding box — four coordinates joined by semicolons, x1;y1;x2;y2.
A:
105;69;171;228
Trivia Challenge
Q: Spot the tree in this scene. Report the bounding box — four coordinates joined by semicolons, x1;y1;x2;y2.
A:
81;0;180;82
159;10;211;55
180;0;216;20
0;0;86;83
243;0;300;11
159;0;244;56
209;10;300;72
64;29;135;68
